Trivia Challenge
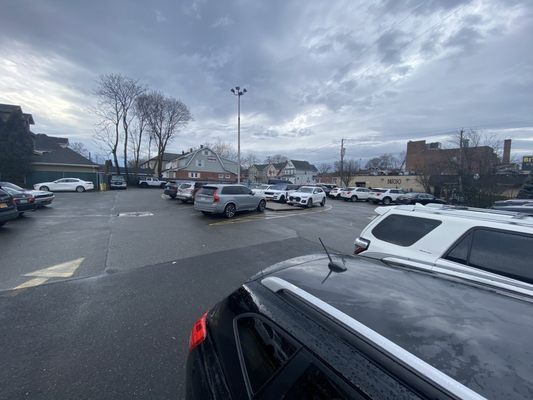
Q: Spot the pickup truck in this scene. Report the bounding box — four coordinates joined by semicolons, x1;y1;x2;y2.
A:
138;177;167;188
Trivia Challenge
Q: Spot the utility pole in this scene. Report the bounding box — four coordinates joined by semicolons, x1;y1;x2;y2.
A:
458;128;464;195
340;138;345;187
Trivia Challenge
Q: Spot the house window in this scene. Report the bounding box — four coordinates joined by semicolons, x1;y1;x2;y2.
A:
225;174;231;179
188;172;200;178
203;150;209;156
218;174;224;179
196;160;203;167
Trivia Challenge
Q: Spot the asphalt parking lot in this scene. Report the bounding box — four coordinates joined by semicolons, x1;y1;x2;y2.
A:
0;188;377;399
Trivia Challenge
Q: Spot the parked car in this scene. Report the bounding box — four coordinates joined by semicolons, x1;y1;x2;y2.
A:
492;199;533;215
286;186;326;207
194;184;266;218
368;188;405;205
138;177;167;188
186;251;531;400
109;175;127;190
340;187;371;202
0;186;36;215
33;178;94;192
177;182;207;203
328;187;344;199
0;188;18;227
164;181;180;198
264;183;300;203
354;203;533;289
250;184;273;197
317;184;336;195
396;192;446;205
0;181;54;206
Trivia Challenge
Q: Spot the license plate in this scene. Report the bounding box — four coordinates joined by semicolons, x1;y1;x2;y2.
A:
0;203;7;208
19;199;28;204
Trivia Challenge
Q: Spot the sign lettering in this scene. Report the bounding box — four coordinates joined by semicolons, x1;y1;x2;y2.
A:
387;178;401;185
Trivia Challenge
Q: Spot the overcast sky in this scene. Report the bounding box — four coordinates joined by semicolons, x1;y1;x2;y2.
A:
1;0;532;164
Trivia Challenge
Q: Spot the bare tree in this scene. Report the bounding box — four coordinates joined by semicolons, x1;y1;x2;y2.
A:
335;159;358;186
69;142;90;159
94;74;126;174
129;94;150;171
204;138;238;161
242;152;258;169
118;78;145;178
142;90;192;177
266;154;288;164
447;129;500;176
317;162;332;174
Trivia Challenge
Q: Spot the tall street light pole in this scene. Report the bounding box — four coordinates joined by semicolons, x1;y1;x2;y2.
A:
231;86;247;184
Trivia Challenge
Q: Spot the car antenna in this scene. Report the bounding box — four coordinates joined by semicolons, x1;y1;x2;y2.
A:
318;237;346;273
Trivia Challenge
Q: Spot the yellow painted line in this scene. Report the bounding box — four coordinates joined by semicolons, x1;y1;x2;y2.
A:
14;277;49;290
209;205;333;226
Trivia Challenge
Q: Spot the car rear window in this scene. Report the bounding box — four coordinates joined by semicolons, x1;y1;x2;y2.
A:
179;183;192;189
372;189;386;193
197;186;217;196
236;316;298;394
371;214;442;246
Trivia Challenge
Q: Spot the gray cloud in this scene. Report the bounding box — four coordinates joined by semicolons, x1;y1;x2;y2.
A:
0;0;532;165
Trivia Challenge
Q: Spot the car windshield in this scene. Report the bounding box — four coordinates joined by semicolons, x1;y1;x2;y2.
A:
271;184;287;190
298;187;314;193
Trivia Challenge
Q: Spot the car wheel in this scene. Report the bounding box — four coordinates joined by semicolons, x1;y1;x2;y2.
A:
336;194;341;199
351;195;358;202
76;186;86;193
279;195;286;203
40;186;49;191
170;194;176;199
18;212;24;218
160;183;166;188
307;198;313;208
383;197;392;205
257;200;266;212
224;203;236;218
180;199;187;204
320;197;326;207
140;183;148;188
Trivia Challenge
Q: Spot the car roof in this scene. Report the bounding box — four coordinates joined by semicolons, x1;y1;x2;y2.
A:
258;254;533;400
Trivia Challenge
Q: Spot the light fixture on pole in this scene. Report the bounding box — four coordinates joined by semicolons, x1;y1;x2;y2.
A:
230;86;247;184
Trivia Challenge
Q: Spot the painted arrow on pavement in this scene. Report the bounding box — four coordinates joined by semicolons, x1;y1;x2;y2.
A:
14;257;85;290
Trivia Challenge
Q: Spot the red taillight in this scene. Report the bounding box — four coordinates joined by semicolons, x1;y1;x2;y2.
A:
29;196;35;204
213;190;220;203
12;198;16;206
189;312;208;352
376;193;381;196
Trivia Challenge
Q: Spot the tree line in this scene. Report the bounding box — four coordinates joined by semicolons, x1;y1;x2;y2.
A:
93;73;192;177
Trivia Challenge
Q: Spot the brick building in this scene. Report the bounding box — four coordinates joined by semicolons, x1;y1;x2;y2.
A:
406;140;499;175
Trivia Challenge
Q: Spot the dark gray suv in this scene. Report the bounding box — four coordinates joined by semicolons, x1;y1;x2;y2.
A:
194;184;266;218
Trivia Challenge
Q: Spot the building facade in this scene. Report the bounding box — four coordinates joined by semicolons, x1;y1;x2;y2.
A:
278;160;318;184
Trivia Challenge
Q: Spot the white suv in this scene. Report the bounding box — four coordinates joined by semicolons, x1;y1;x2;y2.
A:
287;186;326;207
368;188;405;205
354;204;533;294
340;187;371;202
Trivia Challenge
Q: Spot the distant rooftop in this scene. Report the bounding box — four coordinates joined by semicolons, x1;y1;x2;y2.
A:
0;103;35;125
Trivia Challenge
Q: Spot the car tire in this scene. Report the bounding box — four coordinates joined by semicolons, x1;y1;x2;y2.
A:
307;198;313;208
180;199;188;204
336;194;341;199
279;195;286;204
140;183;148;188
40;186;49;191
383;197;392;205
18;212;24;218
224;203;236;218
351;195;358;202
160;183;166;188
320;197;326;207
170;195;176;199
257;200;266;212
76;186;86;193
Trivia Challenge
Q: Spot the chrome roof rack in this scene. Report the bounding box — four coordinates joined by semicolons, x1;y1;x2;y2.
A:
261;276;486;400
391;204;533;228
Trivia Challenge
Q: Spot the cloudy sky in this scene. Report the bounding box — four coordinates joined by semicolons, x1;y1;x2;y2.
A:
1;0;532;164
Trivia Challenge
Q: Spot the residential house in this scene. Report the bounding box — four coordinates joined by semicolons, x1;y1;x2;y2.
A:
165;146;238;182
248;162;286;183
0;103;35;129
139;152;180;176
29;133;100;186
278;160;318;184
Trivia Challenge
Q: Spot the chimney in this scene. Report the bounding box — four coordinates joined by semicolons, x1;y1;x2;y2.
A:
503;139;511;164
200;144;204;149
182;150;185;155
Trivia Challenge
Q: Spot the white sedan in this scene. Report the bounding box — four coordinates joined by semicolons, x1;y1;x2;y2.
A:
34;178;95;192
287;186;326;208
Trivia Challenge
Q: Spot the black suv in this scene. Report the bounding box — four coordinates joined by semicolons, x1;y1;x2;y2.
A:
186;253;532;399
0;188;18;227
